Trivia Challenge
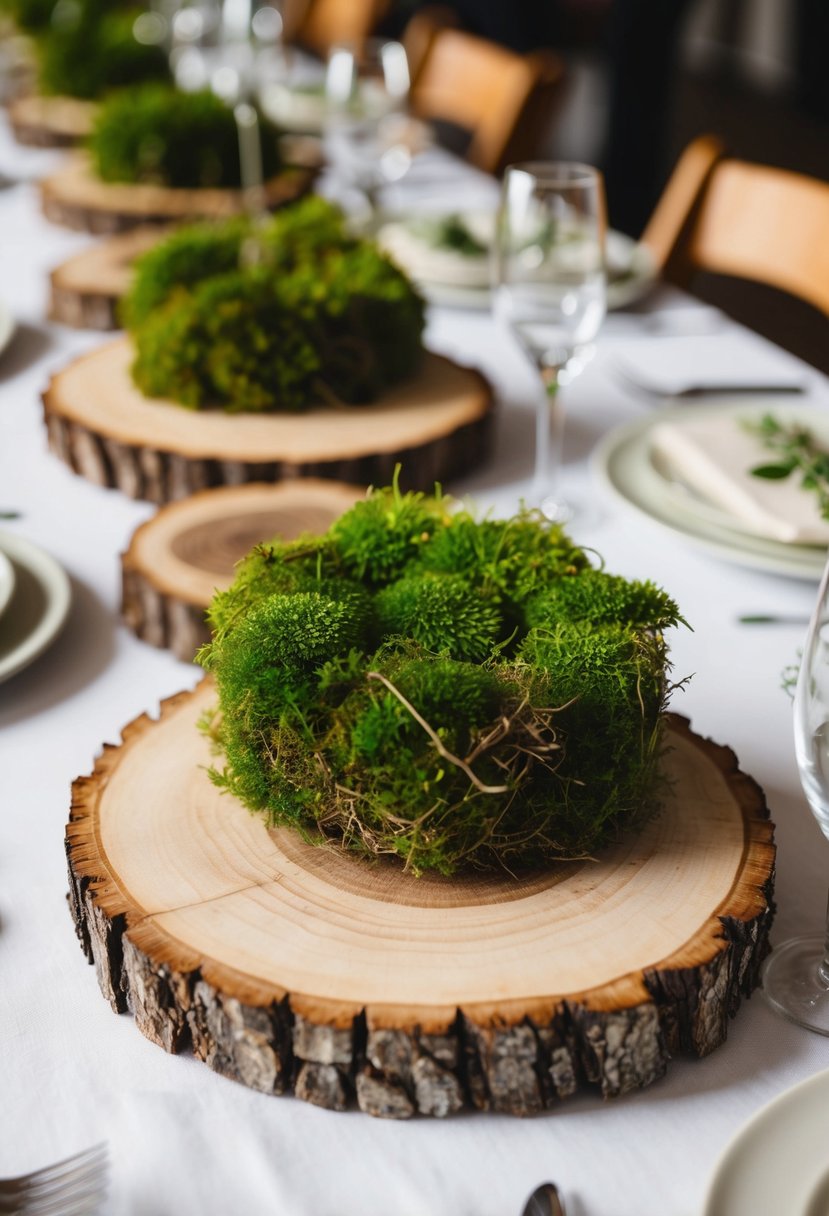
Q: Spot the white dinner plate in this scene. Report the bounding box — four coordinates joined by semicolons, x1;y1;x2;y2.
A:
0;531;71;682
377;215;657;311
703;1068;829;1216
592;402;829;580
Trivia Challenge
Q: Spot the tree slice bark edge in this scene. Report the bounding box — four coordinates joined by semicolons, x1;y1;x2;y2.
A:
65;689;776;1118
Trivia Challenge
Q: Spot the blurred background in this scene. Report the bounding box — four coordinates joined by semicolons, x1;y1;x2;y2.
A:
372;0;829;369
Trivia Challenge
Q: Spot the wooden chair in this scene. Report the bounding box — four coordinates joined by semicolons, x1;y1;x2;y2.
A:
403;8;567;177
284;0;391;58
642;135;829;316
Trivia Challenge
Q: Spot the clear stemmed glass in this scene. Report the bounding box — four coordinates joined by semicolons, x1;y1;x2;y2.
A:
493;162;607;523
763;554;829;1033
324;38;414;223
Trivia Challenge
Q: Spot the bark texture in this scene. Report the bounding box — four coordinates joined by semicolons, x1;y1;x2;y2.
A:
65;696;776;1119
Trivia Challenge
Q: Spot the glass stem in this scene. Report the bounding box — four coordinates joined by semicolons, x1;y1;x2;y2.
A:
532;367;563;500
234;101;268;267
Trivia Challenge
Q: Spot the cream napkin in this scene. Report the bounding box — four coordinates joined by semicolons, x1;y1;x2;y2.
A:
650;411;829;544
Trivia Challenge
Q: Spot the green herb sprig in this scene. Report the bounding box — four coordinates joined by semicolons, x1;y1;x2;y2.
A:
747;414;829;519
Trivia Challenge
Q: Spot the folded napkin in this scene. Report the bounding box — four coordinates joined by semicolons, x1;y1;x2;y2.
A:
615;333;808;396
650;410;829;544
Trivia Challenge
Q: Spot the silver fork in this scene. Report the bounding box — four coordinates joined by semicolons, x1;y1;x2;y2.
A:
0;1144;108;1215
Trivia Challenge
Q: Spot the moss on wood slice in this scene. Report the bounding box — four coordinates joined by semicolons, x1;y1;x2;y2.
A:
49;226;164;329
66;679;775;1117
121;480;363;660
42;337;494;503
40;152;318;234
8;93;97;146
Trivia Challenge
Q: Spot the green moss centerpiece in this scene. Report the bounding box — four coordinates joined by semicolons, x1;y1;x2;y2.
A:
198;479;685;876
88;83;281;187
121;197;427;413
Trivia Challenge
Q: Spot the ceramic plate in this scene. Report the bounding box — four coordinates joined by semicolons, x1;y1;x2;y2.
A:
377;216;656;312
703;1069;829;1216
0;548;16;620
0;296;15;358
592;402;829;580
0;531;71;682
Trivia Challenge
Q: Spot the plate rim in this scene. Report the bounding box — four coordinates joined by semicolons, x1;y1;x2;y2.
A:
702;1066;829;1216
0;530;71;682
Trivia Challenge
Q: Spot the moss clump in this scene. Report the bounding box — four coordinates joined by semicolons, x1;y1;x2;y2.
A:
89;84;281;188
199;481;685;875
38;10;169;99
124;198;426;412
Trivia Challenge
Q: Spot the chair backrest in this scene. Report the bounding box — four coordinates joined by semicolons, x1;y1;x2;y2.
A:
642;136;829;317
405;10;566;176
286;0;390;58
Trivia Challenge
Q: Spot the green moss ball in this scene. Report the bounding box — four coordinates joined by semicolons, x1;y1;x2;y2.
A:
38;10;169;99
124;198;426;413
89;84;281;188
199;482;685;875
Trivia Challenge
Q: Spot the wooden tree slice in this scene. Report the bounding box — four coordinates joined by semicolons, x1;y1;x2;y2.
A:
66;680;775;1118
121;480;363;660
43;337;494;503
50;226;165;329
8;93;97;146
40;153;318;233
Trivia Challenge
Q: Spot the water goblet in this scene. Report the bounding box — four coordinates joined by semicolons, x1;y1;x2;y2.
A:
493;162;607;523
324;37;413;222
762;552;829;1034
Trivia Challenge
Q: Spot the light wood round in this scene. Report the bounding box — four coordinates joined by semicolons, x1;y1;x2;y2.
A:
40;152;317;233
43;337;494;504
121;480;363;660
8;93;97;146
50;226;165;329
67;679;775;1118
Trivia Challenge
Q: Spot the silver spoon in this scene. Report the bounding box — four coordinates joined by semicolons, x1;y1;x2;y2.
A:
522;1182;566;1216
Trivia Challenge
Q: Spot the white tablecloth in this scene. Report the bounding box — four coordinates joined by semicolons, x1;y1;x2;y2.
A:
3;120;829;1216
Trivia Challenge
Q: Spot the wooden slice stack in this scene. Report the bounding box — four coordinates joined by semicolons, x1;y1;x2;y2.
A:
43;338;494;504
66;680;776;1117
121;480;363;660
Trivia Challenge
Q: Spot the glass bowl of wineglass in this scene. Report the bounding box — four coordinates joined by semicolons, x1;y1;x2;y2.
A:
763;553;829;1033
324;38;420;222
493;161;606;523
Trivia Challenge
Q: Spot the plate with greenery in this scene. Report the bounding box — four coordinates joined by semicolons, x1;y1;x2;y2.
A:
594;402;829;580
377;211;657;310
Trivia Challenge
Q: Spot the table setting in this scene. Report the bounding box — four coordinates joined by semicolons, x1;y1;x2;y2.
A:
3;7;829;1215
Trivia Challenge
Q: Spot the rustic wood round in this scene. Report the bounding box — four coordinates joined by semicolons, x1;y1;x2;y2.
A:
121;480;363;660
66;680;775;1119
43;338;494;504
49;226;164;329
8;93;96;146
40;152;317;233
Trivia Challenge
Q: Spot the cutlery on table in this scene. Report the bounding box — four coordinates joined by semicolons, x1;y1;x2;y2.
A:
521;1181;566;1216
0;1143;108;1214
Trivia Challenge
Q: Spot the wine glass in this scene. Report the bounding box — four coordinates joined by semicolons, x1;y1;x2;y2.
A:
493;162;607;523
762;553;829;1034
324;38;415;222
